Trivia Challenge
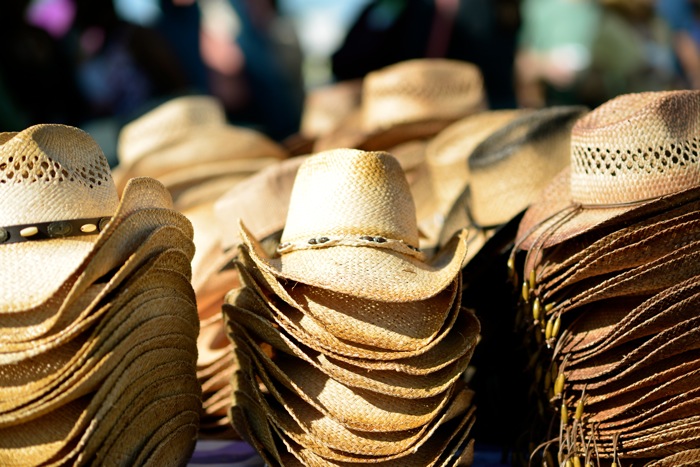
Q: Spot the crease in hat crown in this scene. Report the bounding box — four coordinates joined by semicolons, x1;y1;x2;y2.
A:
118;95;226;166
570;90;700;205
361;59;485;133
273;149;423;258
0;124;119;228
467;106;587;227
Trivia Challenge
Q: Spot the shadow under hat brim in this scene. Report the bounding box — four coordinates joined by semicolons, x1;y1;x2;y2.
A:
240;222;469;302
516;167;700;254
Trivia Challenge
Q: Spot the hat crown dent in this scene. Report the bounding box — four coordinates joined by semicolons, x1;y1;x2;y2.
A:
570;90;700;205
0;124;119;226
362;59;485;132
280;149;420;249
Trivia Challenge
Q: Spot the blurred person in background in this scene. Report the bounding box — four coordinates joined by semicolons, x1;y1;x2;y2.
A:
0;0;85;131
330;0;522;109
70;0;190;122
657;0;700;89
515;0;683;109
198;0;304;140
515;0;600;107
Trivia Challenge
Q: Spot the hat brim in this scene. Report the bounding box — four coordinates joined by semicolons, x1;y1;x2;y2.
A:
240;222;468;302
114;125;288;191
516;167;700;253
0;177;179;313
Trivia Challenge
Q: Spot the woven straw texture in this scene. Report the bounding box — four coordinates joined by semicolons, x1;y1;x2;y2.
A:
0;125;119;311
0;124;200;466
517;90;700;251
361;59;485;132
511;95;700;464
224;148;477;465
242;149;469;302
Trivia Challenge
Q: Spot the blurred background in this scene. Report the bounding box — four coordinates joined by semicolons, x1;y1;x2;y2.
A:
2;0;700;166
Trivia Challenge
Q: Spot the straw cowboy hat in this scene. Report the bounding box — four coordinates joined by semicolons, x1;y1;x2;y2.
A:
437;106;588;258
0;125;119;312
283;79;363;155
240;148;469;302
114;95;288;193
0;124;200;465
516;90;700;253
314;59;486;152
425;108;529;219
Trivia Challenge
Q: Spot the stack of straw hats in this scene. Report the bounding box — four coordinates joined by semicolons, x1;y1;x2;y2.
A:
512;90;700;465
114;95;289;284
422;106;587;456
194;156;307;438
114;95;290;439
0;124;200;465
223;149;480;465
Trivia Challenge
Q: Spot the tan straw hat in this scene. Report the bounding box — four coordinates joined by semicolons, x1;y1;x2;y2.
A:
314;59;486;152
215;156;307;252
437;106;587;257
516;90;700;252
114;95;288;192
0;124;119;312
241;148;468;302
425;108;528;218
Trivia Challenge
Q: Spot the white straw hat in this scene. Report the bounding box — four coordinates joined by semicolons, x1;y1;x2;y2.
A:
241;148;468;301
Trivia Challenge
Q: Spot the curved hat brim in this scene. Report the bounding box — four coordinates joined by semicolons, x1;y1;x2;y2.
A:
240;222;469;302
516;167;700;254
0;178;179;313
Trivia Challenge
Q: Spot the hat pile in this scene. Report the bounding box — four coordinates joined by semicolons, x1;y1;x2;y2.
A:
422;106;586;456
194;156;307;438
114;95;289;284
512;91;700;465
114;95;291;439
314;58;486;252
223;149;480;465
0;124;200;465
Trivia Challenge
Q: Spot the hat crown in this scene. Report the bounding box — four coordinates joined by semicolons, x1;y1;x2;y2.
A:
361;59;485;131
570;90;700;205
468;106;587;226
280;149;419;248
118;95;226;166
0;124;119;226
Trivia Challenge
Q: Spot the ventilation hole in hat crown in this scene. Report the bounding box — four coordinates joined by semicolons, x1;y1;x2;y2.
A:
0;155;111;186
574;136;700;178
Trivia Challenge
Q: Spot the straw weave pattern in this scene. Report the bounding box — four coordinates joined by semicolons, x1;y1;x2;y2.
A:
280;149;419;247
570;91;700;204
0;125;118;225
362;59;484;131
